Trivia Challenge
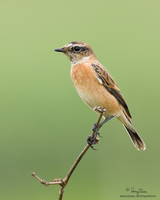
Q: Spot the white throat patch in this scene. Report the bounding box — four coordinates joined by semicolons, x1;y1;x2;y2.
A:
71;56;90;66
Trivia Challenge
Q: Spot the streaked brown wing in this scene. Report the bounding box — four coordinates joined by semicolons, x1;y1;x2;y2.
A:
92;63;132;118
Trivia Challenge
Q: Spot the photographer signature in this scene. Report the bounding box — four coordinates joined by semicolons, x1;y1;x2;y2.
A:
131;187;147;195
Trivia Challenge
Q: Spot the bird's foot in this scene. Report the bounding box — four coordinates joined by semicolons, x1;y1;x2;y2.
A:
87;122;103;149
92;123;103;137
93;106;106;114
87;135;99;150
87;107;107;149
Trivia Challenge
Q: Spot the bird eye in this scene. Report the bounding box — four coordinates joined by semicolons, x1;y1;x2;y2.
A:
73;46;81;52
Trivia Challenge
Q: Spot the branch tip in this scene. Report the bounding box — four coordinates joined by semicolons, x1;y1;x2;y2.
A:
31;172;36;176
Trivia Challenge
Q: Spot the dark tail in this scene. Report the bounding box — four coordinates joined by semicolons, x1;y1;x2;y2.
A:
124;126;146;151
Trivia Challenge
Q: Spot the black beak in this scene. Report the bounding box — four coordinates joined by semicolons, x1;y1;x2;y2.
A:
54;48;66;53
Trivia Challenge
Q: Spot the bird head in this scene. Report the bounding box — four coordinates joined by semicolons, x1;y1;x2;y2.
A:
55;41;96;65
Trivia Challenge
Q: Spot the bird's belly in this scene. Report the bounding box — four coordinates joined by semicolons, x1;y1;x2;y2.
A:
74;83;120;117
76;87;98;108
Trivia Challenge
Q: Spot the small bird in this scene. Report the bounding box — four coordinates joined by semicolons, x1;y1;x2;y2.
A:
55;41;146;151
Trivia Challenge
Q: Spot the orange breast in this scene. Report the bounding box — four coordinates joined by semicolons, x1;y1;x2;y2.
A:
70;63;121;116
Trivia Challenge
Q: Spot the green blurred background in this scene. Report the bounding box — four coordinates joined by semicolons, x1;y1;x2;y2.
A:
1;0;160;199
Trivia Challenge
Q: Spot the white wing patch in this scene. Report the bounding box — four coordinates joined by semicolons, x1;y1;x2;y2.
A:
96;76;103;84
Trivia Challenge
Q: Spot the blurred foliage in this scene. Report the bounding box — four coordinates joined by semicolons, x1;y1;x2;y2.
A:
1;0;160;199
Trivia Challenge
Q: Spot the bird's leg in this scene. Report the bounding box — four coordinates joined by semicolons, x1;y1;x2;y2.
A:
92;115;114;136
87;107;114;148
99;115;114;128
87;107;106;149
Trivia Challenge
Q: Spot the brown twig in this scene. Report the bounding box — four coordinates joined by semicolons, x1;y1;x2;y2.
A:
31;106;106;200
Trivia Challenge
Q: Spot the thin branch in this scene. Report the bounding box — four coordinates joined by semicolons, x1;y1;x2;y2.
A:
32;106;106;200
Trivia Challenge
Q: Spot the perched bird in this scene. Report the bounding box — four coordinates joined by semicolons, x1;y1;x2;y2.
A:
55;41;146;151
